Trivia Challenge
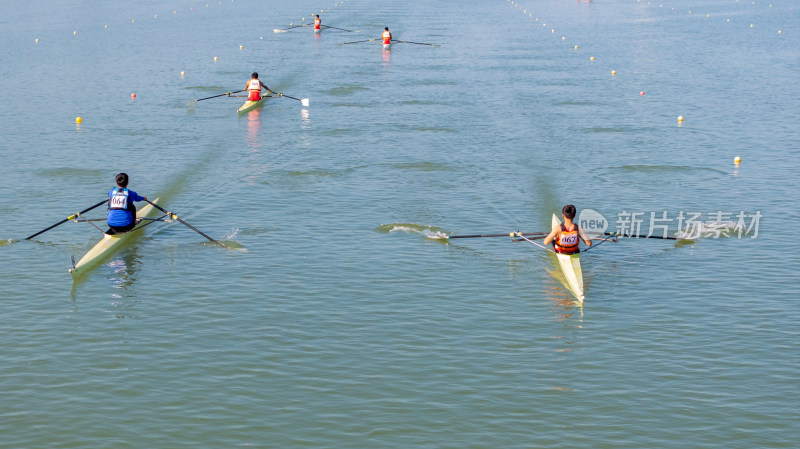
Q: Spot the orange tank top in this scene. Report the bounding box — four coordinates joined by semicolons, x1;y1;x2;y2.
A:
555;223;580;254
382;31;392;44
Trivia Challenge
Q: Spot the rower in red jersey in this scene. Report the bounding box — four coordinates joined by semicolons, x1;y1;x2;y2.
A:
382;27;392;47
544;205;593;254
244;72;271;101
314;15;321;32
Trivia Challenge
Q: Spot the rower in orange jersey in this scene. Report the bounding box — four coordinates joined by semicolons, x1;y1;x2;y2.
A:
543;205;592;253
381;27;392;47
314;15;321;32
244;72;271;101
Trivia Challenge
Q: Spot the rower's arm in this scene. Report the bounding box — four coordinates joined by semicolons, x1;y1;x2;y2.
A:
579;226;592;246
543;226;560;245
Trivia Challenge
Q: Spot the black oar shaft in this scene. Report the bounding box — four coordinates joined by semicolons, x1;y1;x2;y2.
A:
197;90;244;101
392;40;434;46
322;25;352;32
344;39;374;44
606;232;678;240
146;201;227;248
25;199;108;240
449;232;546;239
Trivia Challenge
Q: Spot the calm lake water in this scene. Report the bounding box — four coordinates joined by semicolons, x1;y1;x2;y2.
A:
1;0;798;447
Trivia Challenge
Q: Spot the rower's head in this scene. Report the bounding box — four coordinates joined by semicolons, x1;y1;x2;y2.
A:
385;27;389;31
562;204;576;220
315;15;319;19
251;72;258;79
115;172;129;188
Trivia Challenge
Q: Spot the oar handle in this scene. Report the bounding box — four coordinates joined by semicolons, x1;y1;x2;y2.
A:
25;199;108;240
146;201;227;248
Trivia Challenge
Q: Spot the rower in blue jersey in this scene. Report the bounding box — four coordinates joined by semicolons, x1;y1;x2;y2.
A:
107;173;148;234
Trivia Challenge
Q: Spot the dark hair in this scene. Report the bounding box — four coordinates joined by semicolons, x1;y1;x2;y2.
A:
562;204;576;219
251;72;258;79
385;27;389;31
116;173;129;188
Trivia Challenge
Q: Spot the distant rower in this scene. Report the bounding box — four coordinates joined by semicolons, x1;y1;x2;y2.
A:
245;72;271;102
107;173;148;234
382;27;392;47
314;15;321;32
544;205;592;253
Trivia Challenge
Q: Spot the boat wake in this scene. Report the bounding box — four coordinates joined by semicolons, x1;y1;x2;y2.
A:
375;223;450;240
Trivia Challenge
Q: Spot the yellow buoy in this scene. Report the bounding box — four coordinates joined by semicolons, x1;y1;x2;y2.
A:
73;31;77;35
677;115;684;122
574;45;579;49
132;19;135;23
75;117;82;124
181;71;185;76
154;14;158;19
611;70;616;75
239;45;243;49
734;156;741;164
35;38;39;43
104;25;108;28
214;56;218;61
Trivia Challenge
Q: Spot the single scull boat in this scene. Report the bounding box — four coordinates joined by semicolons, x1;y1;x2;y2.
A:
551;213;585;302
237;96;270;114
69;198;162;277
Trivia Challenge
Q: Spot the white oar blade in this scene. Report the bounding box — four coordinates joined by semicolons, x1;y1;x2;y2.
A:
273;29;287;33
301;98;309;107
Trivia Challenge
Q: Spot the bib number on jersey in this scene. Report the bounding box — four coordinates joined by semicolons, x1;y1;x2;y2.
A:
110;193;128;210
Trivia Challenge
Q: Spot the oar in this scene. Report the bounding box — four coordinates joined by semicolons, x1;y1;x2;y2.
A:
581;233;619;253
511;232;557;253
196;90;244;102
25;199;108;240
447;232;546;239
146;200;228;249
604;231;680;240
322;25;354;32
344;38;376;44
276;93;309;107
273;24;308;33
391;39;436;46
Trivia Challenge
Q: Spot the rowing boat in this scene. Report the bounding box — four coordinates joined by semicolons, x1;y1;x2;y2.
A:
237;97;268;114
551;213;585;302
383;43;391;50
69;198;161;277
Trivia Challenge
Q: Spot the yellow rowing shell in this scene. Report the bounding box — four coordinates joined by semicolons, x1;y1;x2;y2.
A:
237;97;269;114
551;213;585;302
69;198;160;277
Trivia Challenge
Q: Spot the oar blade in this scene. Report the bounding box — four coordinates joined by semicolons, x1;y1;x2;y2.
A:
301;98;309;107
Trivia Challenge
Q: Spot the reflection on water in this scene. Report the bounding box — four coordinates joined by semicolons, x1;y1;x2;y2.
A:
300;108;310;128
245;108;262;149
382;46;391;65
